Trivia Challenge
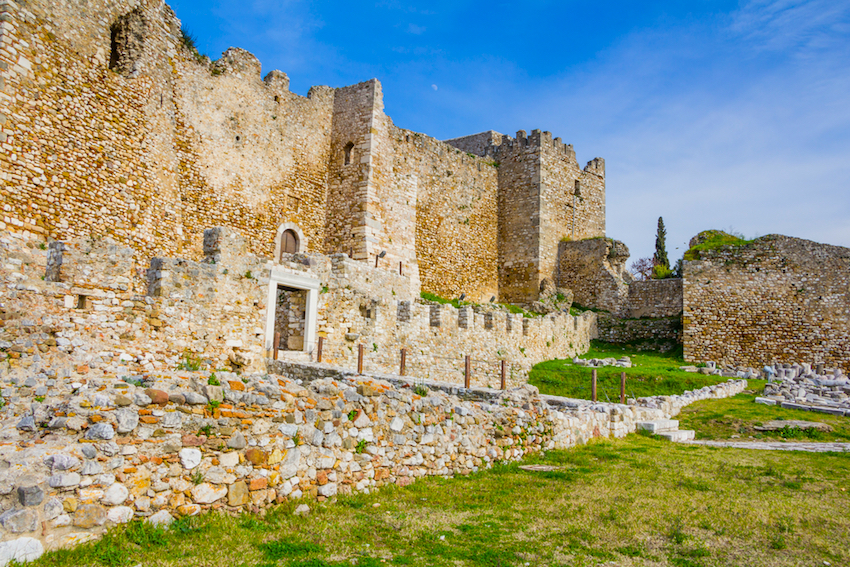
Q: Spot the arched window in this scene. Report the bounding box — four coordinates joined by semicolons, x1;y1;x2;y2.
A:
274;223;307;263
281;229;299;255
344;142;354;166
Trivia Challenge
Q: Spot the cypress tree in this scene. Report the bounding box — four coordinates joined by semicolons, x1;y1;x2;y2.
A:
653;216;669;269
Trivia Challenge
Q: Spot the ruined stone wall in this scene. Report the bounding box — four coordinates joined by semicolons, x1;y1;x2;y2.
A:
0;227;592;389
0;332;746;562
171;52;334;260
596;314;682;347
274;248;593;387
556;238;631;314
0;0;335;264
627;279;682;318
1;0;609;313
683;235;850;369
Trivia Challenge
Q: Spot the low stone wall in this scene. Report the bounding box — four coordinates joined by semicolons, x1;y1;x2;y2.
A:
596;314;682;347
0;350;745;563
627;279;682;318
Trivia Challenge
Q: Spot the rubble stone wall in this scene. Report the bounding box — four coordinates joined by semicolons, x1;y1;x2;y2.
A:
596;314;682;346
627;279;683;318
683;235;850;370
0;329;746;561
555;238;631;314
0;0;606;306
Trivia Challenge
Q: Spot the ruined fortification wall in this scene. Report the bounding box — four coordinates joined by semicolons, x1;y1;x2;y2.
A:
172;52;334;260
0;0;608;306
683;235;850;369
627;279;682;318
0;0;337;264
556;238;631;314
0;227;591;388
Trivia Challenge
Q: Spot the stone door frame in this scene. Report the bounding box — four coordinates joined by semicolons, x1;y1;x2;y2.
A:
264;266;320;355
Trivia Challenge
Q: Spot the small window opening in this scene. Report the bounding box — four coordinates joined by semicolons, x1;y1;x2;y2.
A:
274;95;280;103
344;142;354;165
108;25;121;70
235;135;241;142
76;295;89;309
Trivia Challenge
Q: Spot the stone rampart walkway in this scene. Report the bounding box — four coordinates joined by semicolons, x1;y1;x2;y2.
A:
682;440;850;453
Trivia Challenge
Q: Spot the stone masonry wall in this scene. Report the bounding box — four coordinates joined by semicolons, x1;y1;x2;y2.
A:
556;238;631;314
447;129;606;303
0;0;335;264
0;333;746;562
0;0;606;306
683;235;850;370
398;129;499;302
627;279;682;318
0;227;593;392
596;314;682;346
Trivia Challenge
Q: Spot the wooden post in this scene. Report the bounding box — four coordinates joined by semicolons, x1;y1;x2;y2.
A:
317;336;324;363
273;332;281;361
464;355;471;388
620;371;626;404
375;255;380;268
500;360;506;390
357;344;364;374
400;348;407;376
591;368;597;402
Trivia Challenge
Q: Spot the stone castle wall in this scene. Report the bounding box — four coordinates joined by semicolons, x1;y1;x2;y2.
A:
627;279;682;318
0;228;593;388
0;0;605;304
447;129;606;303
683;235;850;369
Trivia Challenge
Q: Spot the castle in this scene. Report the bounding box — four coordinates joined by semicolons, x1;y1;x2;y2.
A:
0;1;848;561
0;0;604;305
1;0;848;373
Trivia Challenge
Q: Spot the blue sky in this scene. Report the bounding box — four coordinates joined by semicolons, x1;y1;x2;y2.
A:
169;0;850;264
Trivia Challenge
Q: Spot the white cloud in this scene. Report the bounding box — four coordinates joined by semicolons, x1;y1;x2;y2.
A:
408;23;426;35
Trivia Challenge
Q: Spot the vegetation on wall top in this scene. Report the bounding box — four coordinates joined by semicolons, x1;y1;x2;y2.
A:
684;230;753;261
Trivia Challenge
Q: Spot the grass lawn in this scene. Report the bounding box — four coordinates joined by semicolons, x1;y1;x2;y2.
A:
33;436;850;567
529;341;727;400
678;384;850;442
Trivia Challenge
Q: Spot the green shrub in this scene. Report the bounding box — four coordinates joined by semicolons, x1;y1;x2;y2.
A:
651;264;673;279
